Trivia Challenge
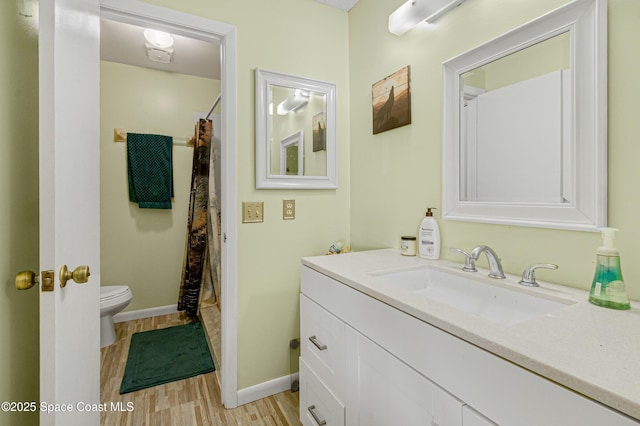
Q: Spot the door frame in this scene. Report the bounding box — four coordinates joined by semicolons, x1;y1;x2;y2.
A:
100;0;239;408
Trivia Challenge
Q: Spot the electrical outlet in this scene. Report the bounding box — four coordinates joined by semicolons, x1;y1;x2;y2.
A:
242;201;264;223
283;199;295;220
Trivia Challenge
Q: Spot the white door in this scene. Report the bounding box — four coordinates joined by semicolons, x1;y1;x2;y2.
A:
39;0;101;424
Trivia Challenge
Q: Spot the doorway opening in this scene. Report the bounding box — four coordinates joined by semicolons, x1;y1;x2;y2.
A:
98;1;238;408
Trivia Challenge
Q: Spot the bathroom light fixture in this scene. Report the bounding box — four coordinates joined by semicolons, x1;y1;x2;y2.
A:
277;89;310;115
143;28;174;48
143;28;174;64
389;0;466;36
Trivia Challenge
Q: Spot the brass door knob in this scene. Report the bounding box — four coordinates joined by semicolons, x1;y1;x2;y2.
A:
16;271;38;290
59;265;91;288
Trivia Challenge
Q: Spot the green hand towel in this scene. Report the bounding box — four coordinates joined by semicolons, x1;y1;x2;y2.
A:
127;133;174;209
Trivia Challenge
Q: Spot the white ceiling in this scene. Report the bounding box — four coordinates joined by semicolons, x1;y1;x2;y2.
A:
100;1;359;79
314;0;360;11
100;19;221;80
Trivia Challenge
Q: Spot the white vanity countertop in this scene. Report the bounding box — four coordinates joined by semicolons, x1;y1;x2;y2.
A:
301;249;640;421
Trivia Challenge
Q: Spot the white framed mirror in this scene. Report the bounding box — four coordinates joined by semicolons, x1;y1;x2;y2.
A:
442;0;607;231
255;68;337;189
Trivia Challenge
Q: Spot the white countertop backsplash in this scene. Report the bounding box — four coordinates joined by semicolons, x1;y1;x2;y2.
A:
301;249;640;421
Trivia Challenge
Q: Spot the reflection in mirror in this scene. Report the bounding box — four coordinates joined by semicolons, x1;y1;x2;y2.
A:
256;68;337;189
285;143;299;175
269;86;327;177
278;130;304;175
459;32;570;203
442;0;607;231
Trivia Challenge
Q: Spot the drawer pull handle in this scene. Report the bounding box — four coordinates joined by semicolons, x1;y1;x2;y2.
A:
309;335;327;351
308;405;327;426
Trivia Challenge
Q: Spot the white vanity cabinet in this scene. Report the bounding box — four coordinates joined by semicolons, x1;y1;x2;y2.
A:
301;292;463;426
300;265;638;426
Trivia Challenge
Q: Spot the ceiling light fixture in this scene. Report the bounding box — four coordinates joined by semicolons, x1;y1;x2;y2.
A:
143;28;174;48
389;0;466;36
143;28;174;64
277;89;310;115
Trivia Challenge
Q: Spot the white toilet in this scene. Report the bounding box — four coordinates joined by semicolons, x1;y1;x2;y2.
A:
100;286;133;348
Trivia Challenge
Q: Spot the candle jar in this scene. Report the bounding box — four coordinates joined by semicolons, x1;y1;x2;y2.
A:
401;236;417;256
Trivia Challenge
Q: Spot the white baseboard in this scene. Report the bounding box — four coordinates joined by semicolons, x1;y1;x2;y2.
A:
113;304;178;323
236;373;299;406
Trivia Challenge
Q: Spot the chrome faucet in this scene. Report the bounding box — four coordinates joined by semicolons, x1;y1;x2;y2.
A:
470;245;506;279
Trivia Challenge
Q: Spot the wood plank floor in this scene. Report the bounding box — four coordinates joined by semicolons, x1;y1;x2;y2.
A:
100;310;301;425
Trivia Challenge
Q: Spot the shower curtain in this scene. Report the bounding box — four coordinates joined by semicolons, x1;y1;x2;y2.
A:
178;118;221;317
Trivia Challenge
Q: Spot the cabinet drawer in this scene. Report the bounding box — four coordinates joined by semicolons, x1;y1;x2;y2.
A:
300;358;345;426
300;294;346;401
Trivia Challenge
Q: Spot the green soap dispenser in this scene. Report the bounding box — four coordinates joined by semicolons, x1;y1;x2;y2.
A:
588;227;630;310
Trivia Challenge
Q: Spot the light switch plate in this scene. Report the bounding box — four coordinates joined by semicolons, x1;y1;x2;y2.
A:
242;202;264;223
283;199;295;220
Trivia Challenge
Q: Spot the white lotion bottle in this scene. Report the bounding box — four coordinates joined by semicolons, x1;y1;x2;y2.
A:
418;207;440;259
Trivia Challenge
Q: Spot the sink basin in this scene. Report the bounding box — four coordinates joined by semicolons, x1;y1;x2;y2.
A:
371;266;574;326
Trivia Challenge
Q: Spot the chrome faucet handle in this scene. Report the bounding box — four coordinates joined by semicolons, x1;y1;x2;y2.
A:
519;263;558;287
448;248;477;272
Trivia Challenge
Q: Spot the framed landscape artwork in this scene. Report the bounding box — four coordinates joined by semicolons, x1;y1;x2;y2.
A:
372;65;411;134
312;112;326;152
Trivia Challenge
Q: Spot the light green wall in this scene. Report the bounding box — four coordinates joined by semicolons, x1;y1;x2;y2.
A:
100;61;219;312
0;1;39;425
142;0;351;389
608;0;640;300
349;0;640;301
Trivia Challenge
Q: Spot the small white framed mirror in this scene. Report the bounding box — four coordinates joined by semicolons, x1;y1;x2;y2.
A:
255;68;337;189
442;0;607;231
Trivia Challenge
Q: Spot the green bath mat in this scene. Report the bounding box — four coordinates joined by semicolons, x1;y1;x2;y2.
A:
120;322;215;394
